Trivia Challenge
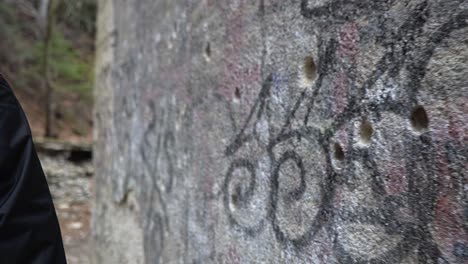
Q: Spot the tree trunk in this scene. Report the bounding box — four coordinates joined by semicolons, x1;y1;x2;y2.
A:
42;0;56;138
38;0;50;33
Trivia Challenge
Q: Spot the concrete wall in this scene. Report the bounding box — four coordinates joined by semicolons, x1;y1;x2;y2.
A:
93;0;468;263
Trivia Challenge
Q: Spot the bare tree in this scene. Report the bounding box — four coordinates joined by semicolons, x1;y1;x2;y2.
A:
42;0;58;138
37;0;50;32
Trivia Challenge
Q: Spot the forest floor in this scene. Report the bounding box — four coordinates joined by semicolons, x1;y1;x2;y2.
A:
38;141;94;264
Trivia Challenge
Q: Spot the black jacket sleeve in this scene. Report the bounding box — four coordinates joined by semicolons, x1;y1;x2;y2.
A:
0;75;66;264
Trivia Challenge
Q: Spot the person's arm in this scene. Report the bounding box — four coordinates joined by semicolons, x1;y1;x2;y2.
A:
0;74;66;264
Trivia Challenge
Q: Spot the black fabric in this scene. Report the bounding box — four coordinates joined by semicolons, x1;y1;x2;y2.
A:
0;75;66;263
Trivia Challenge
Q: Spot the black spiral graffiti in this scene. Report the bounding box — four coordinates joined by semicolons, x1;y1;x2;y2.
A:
268;129;335;248
223;159;264;236
270;150;308;245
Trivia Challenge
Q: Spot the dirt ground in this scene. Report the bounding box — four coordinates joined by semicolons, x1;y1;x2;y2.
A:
39;153;93;264
56;202;92;264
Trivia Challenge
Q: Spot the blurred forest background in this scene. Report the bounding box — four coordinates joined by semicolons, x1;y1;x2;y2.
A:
0;0;96;142
0;1;97;263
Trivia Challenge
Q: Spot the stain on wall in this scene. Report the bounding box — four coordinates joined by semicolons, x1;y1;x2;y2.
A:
94;0;468;263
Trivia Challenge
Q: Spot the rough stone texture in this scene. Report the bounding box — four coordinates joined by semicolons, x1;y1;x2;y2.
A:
93;0;468;263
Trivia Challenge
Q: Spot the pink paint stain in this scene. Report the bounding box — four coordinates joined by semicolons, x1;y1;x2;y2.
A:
433;194;468;261
338;22;359;60
430;133;468;261
447;98;468;143
334;71;348;116
218;0;262;102
227;245;241;264
383;162;408;195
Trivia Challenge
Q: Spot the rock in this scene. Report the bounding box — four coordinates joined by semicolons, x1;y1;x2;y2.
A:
93;0;468;263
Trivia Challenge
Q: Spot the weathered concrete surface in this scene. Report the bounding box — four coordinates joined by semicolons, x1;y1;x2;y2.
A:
93;0;468;263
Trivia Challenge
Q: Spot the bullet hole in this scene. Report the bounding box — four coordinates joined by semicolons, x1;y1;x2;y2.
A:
234;87;241;99
231;185;242;208
333;142;345;161
303;56;317;81
204;42;211;58
231;193;239;207
359;117;373;144
410;106;429;132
